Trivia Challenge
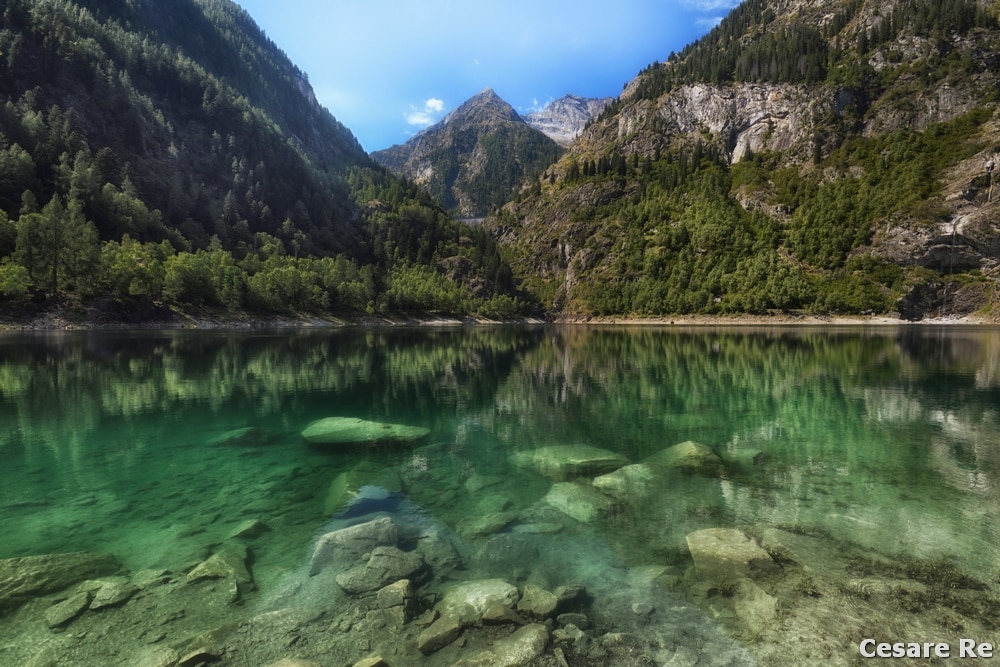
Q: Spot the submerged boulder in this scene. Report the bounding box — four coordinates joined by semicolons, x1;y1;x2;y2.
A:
543;481;615;523
510;445;628;481
592;463;657;499
309;516;399;575
301;417;431;448
437;579;521;624
335;546;426;594
685;528;779;580
453;623;549;667
646;440;724;476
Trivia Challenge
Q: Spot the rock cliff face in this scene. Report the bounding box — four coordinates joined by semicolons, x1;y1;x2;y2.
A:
524;95;613;147
372;89;564;218
485;0;1000;319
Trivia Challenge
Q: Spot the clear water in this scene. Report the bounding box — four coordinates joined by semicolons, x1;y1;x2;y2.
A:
2;325;999;665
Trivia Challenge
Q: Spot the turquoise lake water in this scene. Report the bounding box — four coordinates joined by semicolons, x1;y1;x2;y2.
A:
1;325;999;664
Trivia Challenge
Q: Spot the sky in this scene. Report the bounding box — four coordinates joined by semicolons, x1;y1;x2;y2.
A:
234;0;743;152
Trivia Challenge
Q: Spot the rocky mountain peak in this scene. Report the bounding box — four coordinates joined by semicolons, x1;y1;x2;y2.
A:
442;87;523;127
525;95;613;146
372;89;563;218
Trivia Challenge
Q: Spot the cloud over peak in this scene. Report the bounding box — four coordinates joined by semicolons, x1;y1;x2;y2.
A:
405;98;446;127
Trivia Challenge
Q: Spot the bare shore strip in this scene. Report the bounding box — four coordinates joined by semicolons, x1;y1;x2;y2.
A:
0;301;997;331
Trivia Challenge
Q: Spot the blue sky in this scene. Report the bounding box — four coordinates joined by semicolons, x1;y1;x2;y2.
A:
235;0;742;152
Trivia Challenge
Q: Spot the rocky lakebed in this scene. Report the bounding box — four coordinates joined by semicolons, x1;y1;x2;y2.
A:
1;418;997;666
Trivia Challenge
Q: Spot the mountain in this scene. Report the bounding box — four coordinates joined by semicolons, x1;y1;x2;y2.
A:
0;0;523;319
484;0;1000;320
524;95;613;147
372;89;565;218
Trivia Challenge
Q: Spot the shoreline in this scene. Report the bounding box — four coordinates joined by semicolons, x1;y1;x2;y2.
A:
0;302;996;331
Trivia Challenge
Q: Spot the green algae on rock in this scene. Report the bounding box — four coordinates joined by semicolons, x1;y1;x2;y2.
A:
301;417;431;448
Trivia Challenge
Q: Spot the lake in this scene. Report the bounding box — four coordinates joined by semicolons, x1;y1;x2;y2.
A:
1;325;998;666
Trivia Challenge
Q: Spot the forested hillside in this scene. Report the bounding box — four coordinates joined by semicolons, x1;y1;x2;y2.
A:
0;0;525;320
487;0;1000;320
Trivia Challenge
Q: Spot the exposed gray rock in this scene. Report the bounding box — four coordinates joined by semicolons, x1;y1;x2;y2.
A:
525;95;613;147
685;528;779;580
309;517;398;575
0;552;121;612
510;445;629;481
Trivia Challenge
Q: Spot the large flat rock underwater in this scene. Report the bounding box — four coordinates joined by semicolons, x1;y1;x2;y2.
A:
301;417;431;449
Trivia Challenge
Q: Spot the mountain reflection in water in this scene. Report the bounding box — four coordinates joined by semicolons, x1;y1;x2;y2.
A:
1;325;998;666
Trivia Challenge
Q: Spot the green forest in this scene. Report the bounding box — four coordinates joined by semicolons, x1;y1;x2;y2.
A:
2;0;999;322
0;0;528;320
488;0;1000;318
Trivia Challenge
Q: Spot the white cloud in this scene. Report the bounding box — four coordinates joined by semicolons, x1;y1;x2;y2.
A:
405;98;446;127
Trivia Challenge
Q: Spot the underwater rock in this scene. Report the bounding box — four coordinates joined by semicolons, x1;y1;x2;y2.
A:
265;659;323;667
352;657;389;667
132;646;181;667
685;528;779;580
592;463;657;499
733;579;778;632
0;551;122;612
458;510;517;538
309;516;398;575
87;576;139;610
375;578;416;622
228;519;271;540
301;417;430;448
186;544;252;586
417;613;463;654
207;426;273;447
647;440;725;476
437;578;521;624
335;546;426;595
44;590;91;628
543;481;615;523
509;445;629;481
453;623;549;667
516;584;559;619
